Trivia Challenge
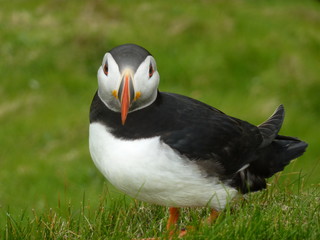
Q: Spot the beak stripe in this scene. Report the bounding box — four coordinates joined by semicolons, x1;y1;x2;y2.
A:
121;74;130;125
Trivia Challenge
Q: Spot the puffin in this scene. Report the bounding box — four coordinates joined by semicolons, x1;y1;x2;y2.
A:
89;43;308;236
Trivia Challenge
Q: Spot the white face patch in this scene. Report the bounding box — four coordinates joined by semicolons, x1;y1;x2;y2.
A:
97;53;160;113
131;56;159;111
97;53;122;112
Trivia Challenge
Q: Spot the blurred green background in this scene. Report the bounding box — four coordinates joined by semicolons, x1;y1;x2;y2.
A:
0;0;319;217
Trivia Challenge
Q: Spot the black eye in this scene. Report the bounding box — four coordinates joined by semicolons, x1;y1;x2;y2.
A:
149;64;154;78
103;64;108;76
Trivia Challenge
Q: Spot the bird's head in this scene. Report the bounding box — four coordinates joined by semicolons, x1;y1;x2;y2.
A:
97;44;159;125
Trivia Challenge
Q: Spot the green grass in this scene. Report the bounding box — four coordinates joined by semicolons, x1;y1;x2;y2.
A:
1;0;320;238
2;182;320;239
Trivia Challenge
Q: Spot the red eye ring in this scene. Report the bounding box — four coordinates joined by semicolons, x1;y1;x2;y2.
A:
103;64;108;76
149;64;154;78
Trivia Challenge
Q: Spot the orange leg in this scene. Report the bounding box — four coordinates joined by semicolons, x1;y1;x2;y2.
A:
136;208;219;240
166;207;180;230
134;208;180;240
166;207;180;237
207;208;219;224
179;209;219;238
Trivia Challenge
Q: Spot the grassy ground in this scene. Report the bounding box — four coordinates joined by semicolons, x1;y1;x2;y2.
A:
3;183;320;239
1;0;320;238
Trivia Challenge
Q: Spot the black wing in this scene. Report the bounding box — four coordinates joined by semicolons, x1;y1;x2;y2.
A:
157;93;263;176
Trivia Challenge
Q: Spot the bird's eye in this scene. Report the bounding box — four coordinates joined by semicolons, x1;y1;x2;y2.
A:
149;64;154;78
103;64;109;76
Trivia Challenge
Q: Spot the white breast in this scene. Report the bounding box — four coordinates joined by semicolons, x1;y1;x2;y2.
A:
89;122;238;210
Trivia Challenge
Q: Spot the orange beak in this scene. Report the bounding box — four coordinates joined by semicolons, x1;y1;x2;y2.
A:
119;71;134;125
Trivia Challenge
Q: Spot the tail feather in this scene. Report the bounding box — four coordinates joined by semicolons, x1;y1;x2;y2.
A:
258;136;308;178
258;104;285;148
277;136;308;164
230;104;308;194
232;136;308;194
